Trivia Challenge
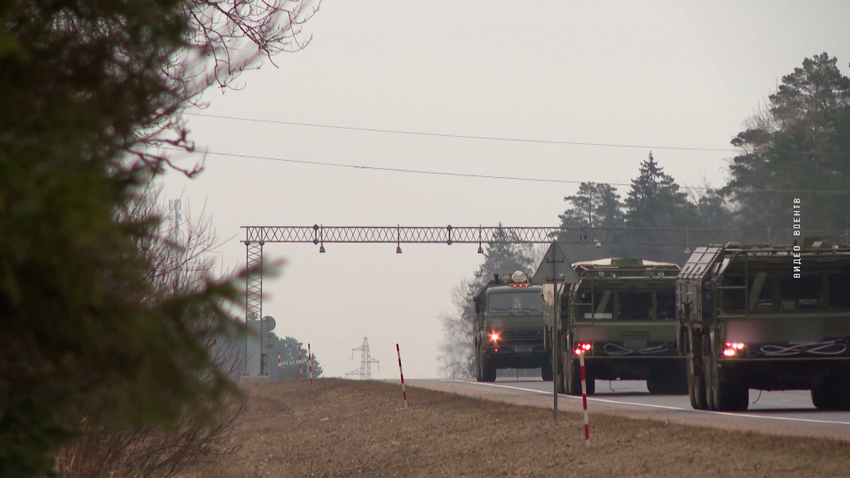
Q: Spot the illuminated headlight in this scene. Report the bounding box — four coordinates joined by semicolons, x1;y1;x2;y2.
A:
489;332;500;342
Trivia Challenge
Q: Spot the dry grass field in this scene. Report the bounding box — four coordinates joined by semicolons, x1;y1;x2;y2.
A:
180;379;850;478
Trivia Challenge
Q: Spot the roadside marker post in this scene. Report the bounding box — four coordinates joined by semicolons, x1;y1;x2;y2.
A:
579;351;590;448
299;350;303;380
308;343;313;385
531;241;579;422
396;343;408;408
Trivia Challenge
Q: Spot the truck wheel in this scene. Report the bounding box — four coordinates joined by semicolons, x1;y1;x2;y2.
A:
541;361;553;381
555;353;566;394
480;351;497;382
564;357;594;395
709;359;748;411
646;375;662;394
564;357;581;395
474;347;483;382
812;377;850;410
703;355;718;410
687;357;708;409
811;384;837;409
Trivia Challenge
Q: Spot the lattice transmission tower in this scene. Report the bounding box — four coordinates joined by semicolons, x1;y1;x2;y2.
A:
346;337;380;380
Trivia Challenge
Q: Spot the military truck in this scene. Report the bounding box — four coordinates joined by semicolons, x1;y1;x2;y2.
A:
677;241;850;411
555;258;685;395
473;271;550;382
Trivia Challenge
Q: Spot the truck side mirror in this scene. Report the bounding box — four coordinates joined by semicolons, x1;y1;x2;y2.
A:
473;300;480;314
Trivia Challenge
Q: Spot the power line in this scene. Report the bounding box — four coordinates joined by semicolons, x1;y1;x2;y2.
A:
162;147;850;194
186;112;850;157
186;112;737;153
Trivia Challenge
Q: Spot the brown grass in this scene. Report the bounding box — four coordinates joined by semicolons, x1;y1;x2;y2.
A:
180;379;850;478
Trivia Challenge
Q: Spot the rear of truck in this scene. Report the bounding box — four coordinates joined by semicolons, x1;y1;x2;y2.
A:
678;242;850;411
562;259;686;395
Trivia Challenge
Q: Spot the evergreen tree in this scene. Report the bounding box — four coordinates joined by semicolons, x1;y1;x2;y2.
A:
438;224;535;378
623;153;694;262
723;53;850;241
556;182;626;262
687;182;735;246
0;1;318;475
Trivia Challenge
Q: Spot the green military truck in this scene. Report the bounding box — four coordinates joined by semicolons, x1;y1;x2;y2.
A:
677;241;850;411
473;271;551;382
555;258;686;395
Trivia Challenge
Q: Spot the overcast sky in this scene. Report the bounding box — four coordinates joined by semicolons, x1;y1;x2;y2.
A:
162;1;850;379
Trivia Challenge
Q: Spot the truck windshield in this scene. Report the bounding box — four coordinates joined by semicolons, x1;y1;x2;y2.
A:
618;291;653;321
488;292;542;313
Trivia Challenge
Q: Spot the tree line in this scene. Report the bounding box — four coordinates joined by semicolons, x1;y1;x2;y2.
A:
560;52;850;265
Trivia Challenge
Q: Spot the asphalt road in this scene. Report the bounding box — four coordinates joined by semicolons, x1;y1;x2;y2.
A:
408;377;850;439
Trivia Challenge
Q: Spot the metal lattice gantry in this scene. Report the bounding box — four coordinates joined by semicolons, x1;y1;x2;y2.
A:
346;337;380;380
241;224;797;248
245;225;595;246
240;223;753;334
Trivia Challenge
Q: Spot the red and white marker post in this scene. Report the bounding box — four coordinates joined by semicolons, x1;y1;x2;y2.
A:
396;343;408;408
308;343;313;385
579;351;590;448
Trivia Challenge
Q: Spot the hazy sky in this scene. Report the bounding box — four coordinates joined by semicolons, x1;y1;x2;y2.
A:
162;1;850;378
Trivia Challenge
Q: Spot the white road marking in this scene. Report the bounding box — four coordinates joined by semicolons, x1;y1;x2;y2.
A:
444;380;850;426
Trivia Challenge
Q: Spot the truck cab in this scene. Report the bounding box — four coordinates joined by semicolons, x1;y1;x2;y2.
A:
473;271;550;382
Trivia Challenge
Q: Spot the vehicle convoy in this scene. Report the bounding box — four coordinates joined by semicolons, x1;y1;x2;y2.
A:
473;271;550;382
677;240;850;411
548;258;686;395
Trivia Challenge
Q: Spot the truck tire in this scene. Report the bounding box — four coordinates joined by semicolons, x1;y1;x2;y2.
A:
564;357;581;395
480;351;497;382
687;356;708;409
811;384;837;409
707;356;748;411
703;355;717;410
812;377;850;410
646;374;662;394
564;357;594;395
555;353;566;394
541;360;553;381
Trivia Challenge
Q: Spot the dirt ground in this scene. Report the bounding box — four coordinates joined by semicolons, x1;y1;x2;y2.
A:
182;379;850;478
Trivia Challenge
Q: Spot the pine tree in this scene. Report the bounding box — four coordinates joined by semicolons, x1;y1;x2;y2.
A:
623;153;693;261
556;182;626;261
724;53;850;240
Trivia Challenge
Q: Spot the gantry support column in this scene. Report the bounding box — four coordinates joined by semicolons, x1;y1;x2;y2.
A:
245;240;264;375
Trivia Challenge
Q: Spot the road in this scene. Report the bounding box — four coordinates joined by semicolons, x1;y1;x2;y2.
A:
407;377;850;439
